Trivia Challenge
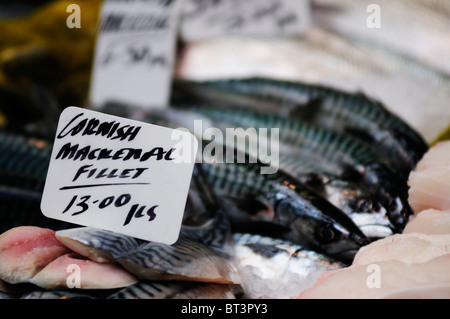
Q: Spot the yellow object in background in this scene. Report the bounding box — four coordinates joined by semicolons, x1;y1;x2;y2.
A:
432;125;450;145
0;0;102;111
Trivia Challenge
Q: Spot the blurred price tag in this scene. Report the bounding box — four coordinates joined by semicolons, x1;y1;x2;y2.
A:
89;0;182;110
180;0;311;42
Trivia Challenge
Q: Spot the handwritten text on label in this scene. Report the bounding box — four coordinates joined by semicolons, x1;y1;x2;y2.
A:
41;107;197;244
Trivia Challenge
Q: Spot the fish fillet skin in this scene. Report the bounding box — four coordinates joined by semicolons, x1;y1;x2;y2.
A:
352;233;450;266
55;234;116;264
56;227;241;284
403;209;450;235
297;254;450;299
29;253;138;289
408;141;450;214
415;142;450;171
0;226;70;284
408;168;450;212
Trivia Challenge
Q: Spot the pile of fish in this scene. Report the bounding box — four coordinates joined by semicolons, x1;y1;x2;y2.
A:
0;0;449;299
0;74;431;298
298;141;450;298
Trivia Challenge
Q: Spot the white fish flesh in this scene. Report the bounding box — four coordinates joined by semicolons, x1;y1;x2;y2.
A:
312;0;450;75
0;226;70;284
297;254;450;299
408;141;450;213
351;233;450;266
403;209;450;235
29;253;138;290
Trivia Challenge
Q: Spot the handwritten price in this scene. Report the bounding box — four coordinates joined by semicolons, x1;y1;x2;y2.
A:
62;194;157;226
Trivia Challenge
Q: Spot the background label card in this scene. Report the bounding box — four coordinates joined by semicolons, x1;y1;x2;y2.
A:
41;106;198;244
180;0;311;42
89;0;181;110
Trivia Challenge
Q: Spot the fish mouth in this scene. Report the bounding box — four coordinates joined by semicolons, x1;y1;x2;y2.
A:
331;248;361;265
349;211;395;239
359;224;394;240
385;196;413;232
321;232;370;265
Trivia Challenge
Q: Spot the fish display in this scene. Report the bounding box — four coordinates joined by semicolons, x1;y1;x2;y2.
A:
169;102;413;235
298;142;450;299
0;0;447;299
200;150;369;262
106;105;370;260
172;78;429;180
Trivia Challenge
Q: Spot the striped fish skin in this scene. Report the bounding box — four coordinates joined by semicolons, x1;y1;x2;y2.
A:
107;281;238;299
120;105;394;239
55;227;241;284
55;227;145;263
0;130;74;233
180;163;235;257
0;130;52;190
233;232;344;298
172;78;429;179
201;156;369;264
102;104;370;262
172;103;412;232
21;290;97;299
0;291;16;299
118;238;239;284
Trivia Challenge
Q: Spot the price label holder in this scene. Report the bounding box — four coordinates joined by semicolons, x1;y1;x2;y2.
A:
89;0;182;110
41;106;198;245
180;0;311;42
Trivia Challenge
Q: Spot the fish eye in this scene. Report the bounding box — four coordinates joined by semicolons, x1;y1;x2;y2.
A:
388;200;398;212
316;224;337;244
355;198;373;212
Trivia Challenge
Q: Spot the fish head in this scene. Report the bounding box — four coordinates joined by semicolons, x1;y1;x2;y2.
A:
329;184;395;239
272;191;370;264
364;163;413;232
311;218;369;264
392;127;429;168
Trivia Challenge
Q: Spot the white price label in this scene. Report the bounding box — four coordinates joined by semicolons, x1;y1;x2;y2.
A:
41;106;198;244
180;0;311;42
89;0;181;110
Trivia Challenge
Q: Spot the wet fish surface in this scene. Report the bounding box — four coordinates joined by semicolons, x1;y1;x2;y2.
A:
55;227;241;284
173;78;429;180
232;232;344;298
170;102;412;234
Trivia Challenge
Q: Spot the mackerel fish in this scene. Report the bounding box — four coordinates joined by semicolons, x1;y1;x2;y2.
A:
54;161;240;284
20;282;238;299
199;148;368;264
107;281;239;299
55;226;240;284
132;105;396;239
233;232;344;298
171;103;412;233
0;130;73;232
172;78;429;180
105;104;371;263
